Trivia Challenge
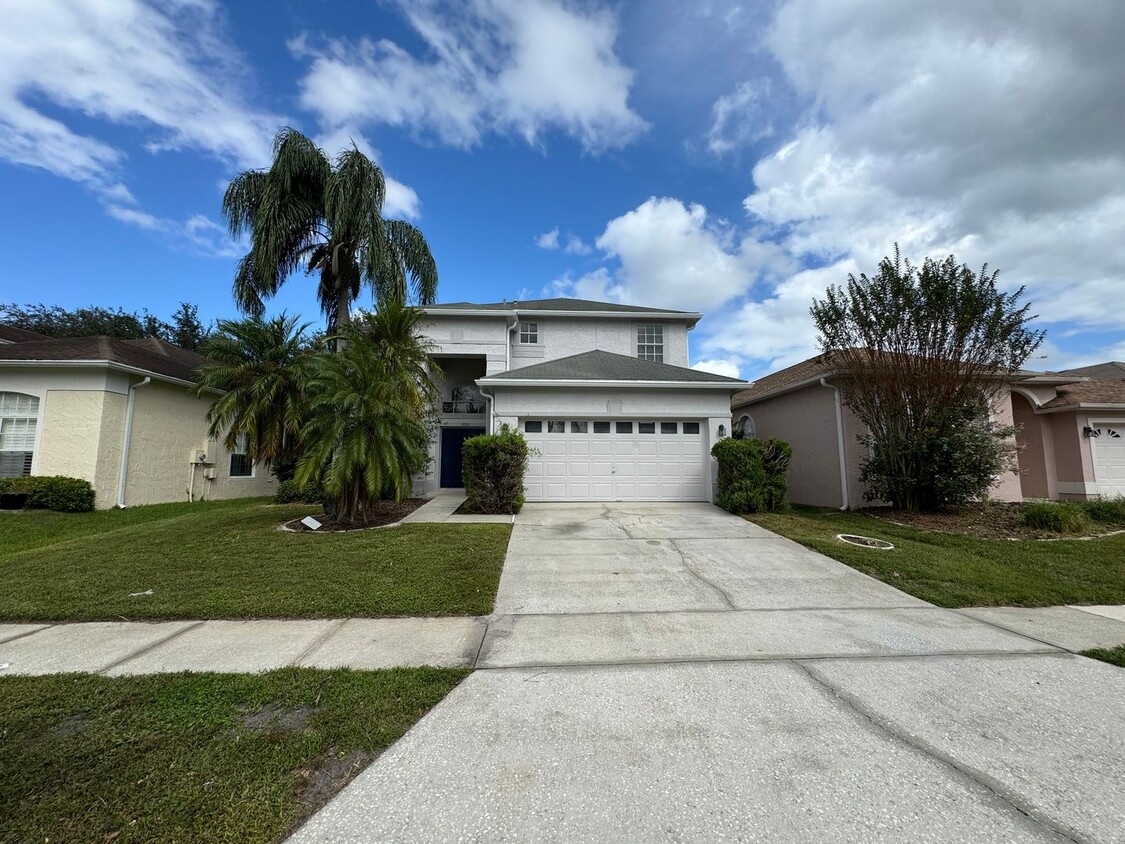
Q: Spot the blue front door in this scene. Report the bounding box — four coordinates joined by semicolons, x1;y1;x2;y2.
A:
440;427;484;488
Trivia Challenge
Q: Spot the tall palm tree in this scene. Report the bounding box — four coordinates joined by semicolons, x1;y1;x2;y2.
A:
295;303;440;523
193;314;313;470
222;128;438;333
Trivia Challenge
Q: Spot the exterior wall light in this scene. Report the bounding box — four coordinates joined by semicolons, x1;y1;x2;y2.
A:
718;424;727;439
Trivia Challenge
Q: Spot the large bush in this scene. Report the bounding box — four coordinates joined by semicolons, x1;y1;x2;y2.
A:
859;401;1017;510
711;437;792;514
0;476;96;512
462;426;529;514
274;478;324;505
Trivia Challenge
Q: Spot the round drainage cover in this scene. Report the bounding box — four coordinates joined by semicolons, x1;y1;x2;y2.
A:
836;533;895;550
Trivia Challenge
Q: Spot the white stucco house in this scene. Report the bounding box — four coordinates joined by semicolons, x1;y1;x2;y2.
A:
415;298;748;502
0;329;276;508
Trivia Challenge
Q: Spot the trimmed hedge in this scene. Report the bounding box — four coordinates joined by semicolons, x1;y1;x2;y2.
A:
462;426;529;514
711;437;792;514
0;475;96;512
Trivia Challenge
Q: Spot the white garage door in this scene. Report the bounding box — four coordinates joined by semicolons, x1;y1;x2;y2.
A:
521;418;706;502
1091;425;1125;497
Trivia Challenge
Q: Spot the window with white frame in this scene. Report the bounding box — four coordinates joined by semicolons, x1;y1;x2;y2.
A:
519;322;539;344
737;414;757;439
229;432;253;477
637;324;663;362
0;392;38;478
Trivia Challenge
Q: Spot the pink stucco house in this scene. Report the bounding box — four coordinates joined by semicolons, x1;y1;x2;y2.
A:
731;356;1125;508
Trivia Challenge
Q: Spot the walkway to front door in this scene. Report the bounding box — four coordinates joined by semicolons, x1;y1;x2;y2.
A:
439;427;484;488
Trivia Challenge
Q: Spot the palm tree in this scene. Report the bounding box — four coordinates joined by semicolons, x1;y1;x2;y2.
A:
193;314;313;471
295;302;440;523
222;128;438;333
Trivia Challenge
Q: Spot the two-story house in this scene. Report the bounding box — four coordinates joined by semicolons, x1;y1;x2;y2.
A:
416;298;747;503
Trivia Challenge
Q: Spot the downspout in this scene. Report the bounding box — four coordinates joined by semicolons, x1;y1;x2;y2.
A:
480;386;495;435
117;376;152;508
820;377;849;511
485;313;518;436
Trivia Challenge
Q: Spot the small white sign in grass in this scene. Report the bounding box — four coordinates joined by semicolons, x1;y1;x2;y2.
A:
301;516;323;531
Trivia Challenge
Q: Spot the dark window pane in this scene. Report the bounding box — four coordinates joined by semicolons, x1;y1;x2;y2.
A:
639;422;655;434
548;420;565;433
593;421;611;433
615;421;633;434
525;421;543;433
229;453;252;477
660;422;677;434
683;422;700;434
570;421;588;433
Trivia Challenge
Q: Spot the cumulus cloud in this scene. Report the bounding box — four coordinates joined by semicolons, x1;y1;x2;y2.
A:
673;0;1125;374
292;0;646;152
105;205;242;258
555;197;756;312
564;234;593;255
535;227;560;249
692;358;743;379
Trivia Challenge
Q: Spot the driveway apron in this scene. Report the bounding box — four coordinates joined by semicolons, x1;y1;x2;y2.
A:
289;503;1125;843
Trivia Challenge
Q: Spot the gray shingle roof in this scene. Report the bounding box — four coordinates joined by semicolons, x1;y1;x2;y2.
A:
0;336;209;383
425;297;695;315
481;350;746;384
1059;361;1125;381
0;325;51;343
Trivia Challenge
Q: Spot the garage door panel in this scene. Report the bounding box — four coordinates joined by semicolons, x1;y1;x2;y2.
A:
522;418;707;502
1092;426;1125;496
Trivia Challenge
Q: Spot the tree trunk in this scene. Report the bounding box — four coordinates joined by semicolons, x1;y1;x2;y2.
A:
335;284;351;351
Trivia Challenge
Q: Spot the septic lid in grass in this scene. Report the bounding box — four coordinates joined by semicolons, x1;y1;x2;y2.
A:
836;534;895;550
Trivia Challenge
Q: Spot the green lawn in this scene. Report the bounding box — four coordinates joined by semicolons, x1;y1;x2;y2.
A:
1083;645;1125;668
0;667;466;844
747;506;1125;607
0;498;511;621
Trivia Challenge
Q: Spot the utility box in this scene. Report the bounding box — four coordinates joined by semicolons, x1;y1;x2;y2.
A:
189;449;208;464
202;468;217;480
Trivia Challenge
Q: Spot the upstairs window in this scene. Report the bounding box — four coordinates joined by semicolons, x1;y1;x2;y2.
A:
0;392;38;478
637;324;663;362
519;322;539;344
229;433;253;478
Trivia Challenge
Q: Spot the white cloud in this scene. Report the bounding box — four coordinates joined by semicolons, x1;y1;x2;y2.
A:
692;358;742;379
536;227;560;249
105;204;242;258
707;78;775;154
0;0;282;194
293;0;646;152
564;234;592;255
556;197;757;312
733;0;1125;343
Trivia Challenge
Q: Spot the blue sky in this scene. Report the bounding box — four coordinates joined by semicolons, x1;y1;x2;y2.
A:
2;0;1124;380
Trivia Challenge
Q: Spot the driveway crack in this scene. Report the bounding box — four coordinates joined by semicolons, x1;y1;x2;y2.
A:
792;659;1086;844
670;540;737;610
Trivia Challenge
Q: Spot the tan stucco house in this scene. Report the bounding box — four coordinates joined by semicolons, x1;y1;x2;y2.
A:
0;330;276;508
731;355;1125;508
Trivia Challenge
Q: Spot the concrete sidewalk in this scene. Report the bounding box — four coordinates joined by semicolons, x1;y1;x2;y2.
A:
0;617;486;676
288;502;1125;844
401;488;514;524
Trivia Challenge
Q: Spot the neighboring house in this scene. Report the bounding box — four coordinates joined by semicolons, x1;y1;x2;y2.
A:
0;325;51;344
416;298;747;502
731;355;1125;508
0;334;276;508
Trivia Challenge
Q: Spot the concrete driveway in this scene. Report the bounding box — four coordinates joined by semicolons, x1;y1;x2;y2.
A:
290;503;1125;843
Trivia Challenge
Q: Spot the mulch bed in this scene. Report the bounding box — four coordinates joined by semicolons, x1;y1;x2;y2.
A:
861;502;1071;540
282;498;426;532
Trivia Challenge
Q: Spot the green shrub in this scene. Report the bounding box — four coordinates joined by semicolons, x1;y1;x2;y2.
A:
711;437;792;514
462;425;529;514
1081;496;1125;525
274;478;324;504
0;476;96;512
1022;501;1090;534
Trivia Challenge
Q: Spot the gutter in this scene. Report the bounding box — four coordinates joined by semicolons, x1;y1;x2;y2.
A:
820;376;849;511
476;378;747;390
117;376;152;508
0;358;200;389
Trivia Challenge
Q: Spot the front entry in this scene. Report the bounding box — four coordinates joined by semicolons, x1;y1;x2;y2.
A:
440;427;485;488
